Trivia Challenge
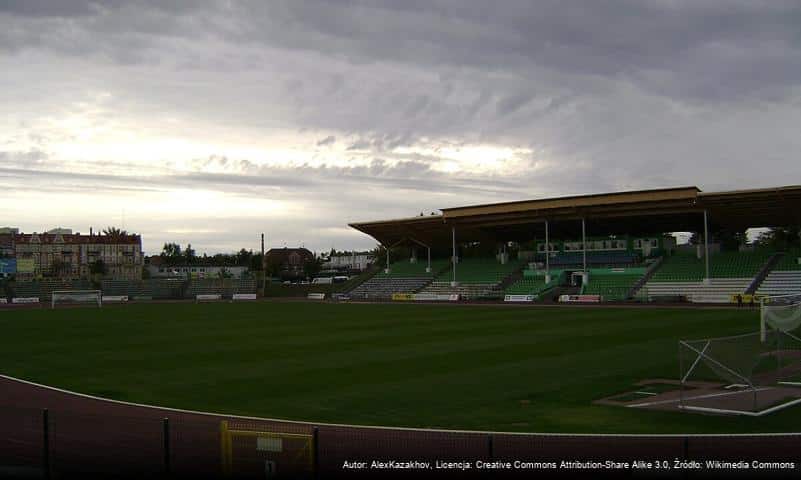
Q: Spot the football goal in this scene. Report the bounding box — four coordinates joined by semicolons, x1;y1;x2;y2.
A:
678;297;801;415
51;290;102;309
761;293;801;343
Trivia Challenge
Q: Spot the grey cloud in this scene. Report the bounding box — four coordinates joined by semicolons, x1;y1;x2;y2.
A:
0;0;103;17
316;135;336;147
496;93;534;116
3;1;800;102
0;149;48;167
3;1;801;252
346;140;370;151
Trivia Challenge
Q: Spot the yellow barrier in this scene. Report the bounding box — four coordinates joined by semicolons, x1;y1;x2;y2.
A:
220;420;314;477
391;293;414;301
729;294;766;304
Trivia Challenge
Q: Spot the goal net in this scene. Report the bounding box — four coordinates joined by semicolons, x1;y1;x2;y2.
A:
679;328;801;415
51;290;102;308
761;293;801;342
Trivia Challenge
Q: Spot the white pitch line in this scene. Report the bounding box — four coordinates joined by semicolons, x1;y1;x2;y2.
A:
627;387;775;408
3;373;801;438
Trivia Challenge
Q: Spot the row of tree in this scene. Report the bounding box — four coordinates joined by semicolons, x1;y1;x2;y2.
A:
158;243;325;280
159;243;262;269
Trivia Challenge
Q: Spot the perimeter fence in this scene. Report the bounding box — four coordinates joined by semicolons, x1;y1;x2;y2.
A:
2;403;801;479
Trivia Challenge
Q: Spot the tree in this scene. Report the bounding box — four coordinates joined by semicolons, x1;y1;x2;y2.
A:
235;248;253;267
161;242;181;258
89;259;107;276
755;227;801;251
184;244;196;264
250;253;263;272
103;226;128;238
303;256;324;279
369;245;385;268
714;228;747;252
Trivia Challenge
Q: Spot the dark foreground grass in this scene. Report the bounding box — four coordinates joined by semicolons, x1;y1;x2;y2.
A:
0;302;797;434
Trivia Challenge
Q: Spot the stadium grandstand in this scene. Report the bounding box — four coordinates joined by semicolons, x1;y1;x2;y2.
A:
346;185;801;303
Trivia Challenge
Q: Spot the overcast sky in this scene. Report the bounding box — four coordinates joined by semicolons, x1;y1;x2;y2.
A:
2;0;800;254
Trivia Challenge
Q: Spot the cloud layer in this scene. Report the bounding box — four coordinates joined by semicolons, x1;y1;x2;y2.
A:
2;1;800;253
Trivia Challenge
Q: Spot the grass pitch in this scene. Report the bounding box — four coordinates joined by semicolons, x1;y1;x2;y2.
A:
1;301;799;434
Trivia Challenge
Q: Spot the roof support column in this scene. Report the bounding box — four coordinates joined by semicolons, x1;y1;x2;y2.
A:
545;220;550;283
408;237;431;274
704;210;710;284
582;218;588;286
427;246;431;273
385;245;391;274
451;227;458;287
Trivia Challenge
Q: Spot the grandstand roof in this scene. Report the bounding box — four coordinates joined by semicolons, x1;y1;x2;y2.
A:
349;185;801;246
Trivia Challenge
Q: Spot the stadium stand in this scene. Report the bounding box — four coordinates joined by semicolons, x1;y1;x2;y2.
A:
542;251;640;267
419;257;524;300
231;278;257;295
503;271;563;298
23;279;93;300
756;250;801;297
9;281;41;299
504;277;548;295
100;279;154;299
649;251;773;282
185;279;225;299
582;273;644;301
348;260;448;300
641;251;774;302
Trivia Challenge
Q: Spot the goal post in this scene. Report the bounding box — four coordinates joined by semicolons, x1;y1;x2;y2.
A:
760;293;801;343
51;290;102;308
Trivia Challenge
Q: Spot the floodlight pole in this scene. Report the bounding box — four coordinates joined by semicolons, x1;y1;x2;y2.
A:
703;210;710;283
451;227;458;287
545;220;550;283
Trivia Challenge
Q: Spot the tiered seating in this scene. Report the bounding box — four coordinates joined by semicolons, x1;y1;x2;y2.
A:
101;280;132;296
10;281;41;298
37;279;92;300
757;250;801;297
186;279;225;298
231;278;257;294
374;259;449;278
644;278;751;303
771;250;801;271
350;277;433;299
422;282;501;300
434;258;522;284
651;251;772;282
544;251;639;267
648;254;704;282
146;279;184;299
348;260;446;300
419;258;523;300
100;280;153;299
505;277;549;295
583;274;642;301
644;251;772;303
710;251;773;278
